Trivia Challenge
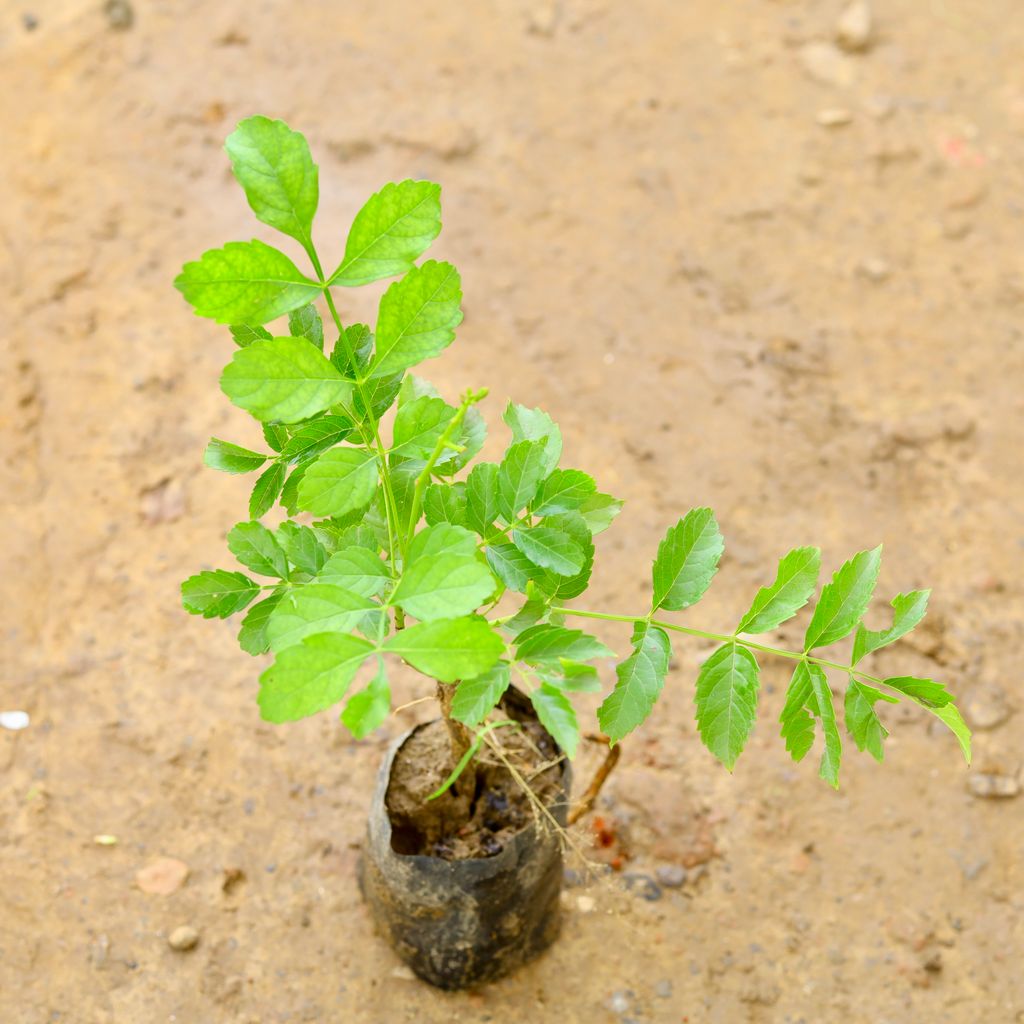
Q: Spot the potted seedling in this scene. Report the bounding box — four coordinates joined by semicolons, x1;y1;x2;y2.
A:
176;117;972;990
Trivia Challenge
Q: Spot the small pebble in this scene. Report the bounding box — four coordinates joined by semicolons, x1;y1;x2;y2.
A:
22;12;38;31
576;895;596;913
389;965;417;981
836;1;873;52
654;979;673;999
964;686;1011;731
968;773;1020;799
608;990;634;1015
655;864;687;889
622;872;662;902
93;834;118;846
0;711;30;731
858;257;891;282
816;108;853;128
798;42;855;88
104;0;133;29
168;925;199;952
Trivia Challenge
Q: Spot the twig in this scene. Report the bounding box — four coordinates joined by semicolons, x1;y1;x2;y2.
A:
567;737;621;826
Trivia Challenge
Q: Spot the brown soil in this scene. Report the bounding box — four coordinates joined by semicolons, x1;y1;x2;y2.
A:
386;692;565;860
2;2;1023;1022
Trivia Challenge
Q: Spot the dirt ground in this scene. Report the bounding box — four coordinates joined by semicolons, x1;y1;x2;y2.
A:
2;1;1023;1021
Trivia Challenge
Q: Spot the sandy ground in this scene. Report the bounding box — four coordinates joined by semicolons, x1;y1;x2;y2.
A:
2;1;1023;1021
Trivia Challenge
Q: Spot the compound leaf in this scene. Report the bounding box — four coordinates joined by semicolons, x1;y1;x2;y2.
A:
804;546;882;651
651;508;724;612
330;180;442;287
220;336;353;424
738;546;821;635
367;260;462;378
225;116;318;247
175;240;321;324
383;617;504;683
258;632;375;723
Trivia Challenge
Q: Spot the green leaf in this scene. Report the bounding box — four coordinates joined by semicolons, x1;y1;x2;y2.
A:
288;303;324;351
391;395;457;460
318;546;390;597
738;547;821;634
383;617;505;683
485;542;541;593
779;662;816;762
237;591;284;655
803;546;882;651
331;322;374;375
276;522;328;576
530;684;579;759
533;512;594;600
439;406;486;474
175;240;321;324
227;521;289;579
451;664;511;727
278;462;308;516
329;180;442;287
230;324;273;348
852;590;930;665
806;663;842;788
204;438;268;475
651;508;724;612
262;422;289;452
465;462;500;536
367;260;462;378
220;336;353;424
579;492;623;535
694;642;760;771
341;660;391;738
407;523;477;564
225;116;318;246
930;703;972;764
515;623;614;664
393;555;495;621
503;403;561;476
249;461;286;519
880;675;953;709
278;415;352;461
296;448;378;518
512;526;584;577
539;661;602;693
265;583;376;652
531;469;597;517
497;439;549;522
844;679;898;763
259;632;375;722
423;481;467;527
597;623;671;745
181;569;259;618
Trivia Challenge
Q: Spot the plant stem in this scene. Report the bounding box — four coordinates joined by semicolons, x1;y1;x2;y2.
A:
567;737;621;825
549;606;884;685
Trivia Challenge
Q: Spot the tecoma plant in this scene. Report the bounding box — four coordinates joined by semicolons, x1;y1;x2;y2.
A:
177;116;971;797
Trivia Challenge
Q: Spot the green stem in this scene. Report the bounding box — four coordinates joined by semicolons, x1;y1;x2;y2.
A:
549;606;884;686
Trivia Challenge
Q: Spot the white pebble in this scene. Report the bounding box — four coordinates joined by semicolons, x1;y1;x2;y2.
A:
0;711;30;731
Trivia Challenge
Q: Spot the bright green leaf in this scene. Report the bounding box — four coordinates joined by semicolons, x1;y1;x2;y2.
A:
533;511;594;600
393;555;495;621
341;660;391;738
780;662;816;762
175;240;321;324
465;462;500;536
237;591;284;655
511;526;584;577
317;546;390;597
515;624;614;664
382;617;504;682
880;675;953;708
407;523;477;564
204;438;268;475
930;703;972;764
738;546;821;635
497;439;549;522
503;403;561;476
694;642;760;771
296;447;378;518
225;116;318;246
423;481;467;527
651;508;724;612
391;395;456;459
329;180;442;287
485;542;541;593
852;590;930;665
806;663;842;788
451;664;511;727
276;522;328;576
288;303;324;351
265;583;376;652
367;260;462;378
249;461;286;519
278;415;352;461
181;569;259;618
579;492;623;535
531;469;597;517
262;422;289;452
844;679;898;762
803;546;882;651
258;632;375;722
220;336;353;424
230;324;273;348
227;521;289;579
597;623;671;745
530;684;579;759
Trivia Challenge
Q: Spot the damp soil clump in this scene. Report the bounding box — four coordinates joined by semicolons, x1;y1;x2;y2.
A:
385;694;565;860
